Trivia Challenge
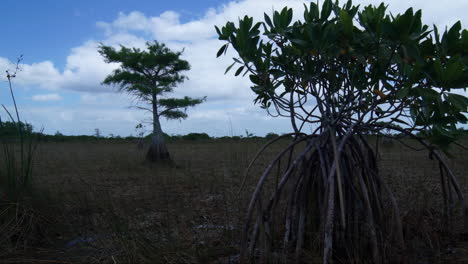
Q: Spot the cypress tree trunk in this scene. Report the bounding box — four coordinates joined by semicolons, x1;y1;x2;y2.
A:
146;93;170;162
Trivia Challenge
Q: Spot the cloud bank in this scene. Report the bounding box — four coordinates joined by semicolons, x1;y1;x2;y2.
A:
31;93;62;102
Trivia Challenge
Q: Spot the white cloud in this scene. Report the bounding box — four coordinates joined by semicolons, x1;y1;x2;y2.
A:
3;0;466;98
31;93;62;102
17;101;290;137
0;37;146;93
19;105;145;135
113;11;153;32
96;1;306;42
0;58;62;89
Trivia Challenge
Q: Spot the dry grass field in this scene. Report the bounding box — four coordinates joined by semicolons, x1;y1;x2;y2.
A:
1;138;467;263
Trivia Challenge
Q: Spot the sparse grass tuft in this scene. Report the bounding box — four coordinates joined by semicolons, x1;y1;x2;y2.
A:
0;62;50;258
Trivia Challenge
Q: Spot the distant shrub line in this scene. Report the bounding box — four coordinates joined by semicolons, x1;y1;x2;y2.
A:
32;132;279;142
2;121;467;142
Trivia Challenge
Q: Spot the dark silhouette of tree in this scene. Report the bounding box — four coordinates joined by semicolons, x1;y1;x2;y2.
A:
217;1;467;262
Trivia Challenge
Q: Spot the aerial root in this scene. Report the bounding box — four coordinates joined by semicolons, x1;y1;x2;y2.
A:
240;127;404;263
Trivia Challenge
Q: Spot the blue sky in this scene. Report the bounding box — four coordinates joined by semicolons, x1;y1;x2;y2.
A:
1;0;226;67
0;0;466;137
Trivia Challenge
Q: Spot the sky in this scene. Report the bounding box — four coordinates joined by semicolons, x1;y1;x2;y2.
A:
0;0;466;137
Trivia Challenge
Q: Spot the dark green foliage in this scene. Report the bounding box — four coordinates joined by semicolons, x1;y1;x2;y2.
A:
181;133;211;140
99;41;205;121
99;41;189;98
0;121;33;138
159;96;206;120
217;1;467;150
217;136;234;140
33;132;288;142
145;132;172;141
264;132;279;140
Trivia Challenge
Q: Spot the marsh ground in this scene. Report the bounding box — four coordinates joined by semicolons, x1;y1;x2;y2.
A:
1;138;467;263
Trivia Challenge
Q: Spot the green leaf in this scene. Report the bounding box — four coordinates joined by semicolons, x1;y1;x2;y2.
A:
454;113;467;123
249;74;261;85
269;69;285;78
235;66;245;76
224;61;236;75
251;22;262;36
291;38;310;48
340;10;353;37
321;0;332;21
462;29;468;50
432;59;444;84
397;8;414;41
309;2;319;21
264;13;273;28
391;118;411;127
381;19;397;39
446;93;468;111
216;44;227;58
215;26;222;36
345;0;353;10
413;87;439;100
280;7;289;27
444;60;464;84
286;8;293;26
447;21;462;43
396;87;410;99
273;11;281;28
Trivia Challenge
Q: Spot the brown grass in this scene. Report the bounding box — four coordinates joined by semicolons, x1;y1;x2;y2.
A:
1;138;467;263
